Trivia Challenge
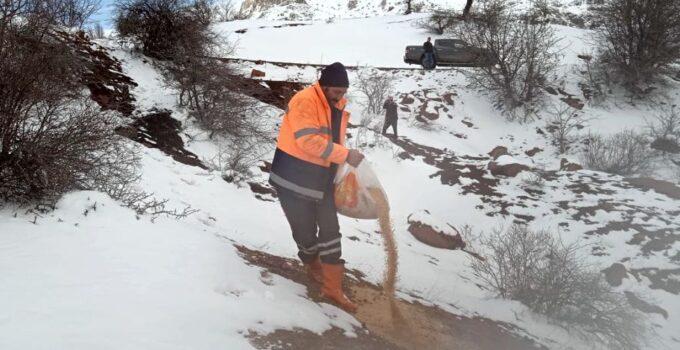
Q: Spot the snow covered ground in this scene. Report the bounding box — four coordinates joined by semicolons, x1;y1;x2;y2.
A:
2;10;679;350
230;0;591;21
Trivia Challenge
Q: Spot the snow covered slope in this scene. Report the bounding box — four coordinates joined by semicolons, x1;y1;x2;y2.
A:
229;0;591;21
2;11;679;350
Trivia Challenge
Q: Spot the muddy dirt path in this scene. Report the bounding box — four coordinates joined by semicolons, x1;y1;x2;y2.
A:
236;245;544;350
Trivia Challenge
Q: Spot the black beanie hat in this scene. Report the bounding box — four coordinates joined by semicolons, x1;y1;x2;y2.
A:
319;62;349;88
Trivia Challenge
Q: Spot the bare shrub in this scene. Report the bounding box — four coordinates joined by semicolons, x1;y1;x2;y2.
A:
27;0;102;28
580;130;654;176
93;143;197;220
520;171;545;188
0;100;134;202
647;104;680;155
546;103;587;154
355;68;396;115
454;0;561;119
593;0;680;94
576;53;609;105
207;138;269;185
88;21;105;39
116;0;266;145
212;0;237;22
1;2;136;203
114;0;213;60
471;224;648;350
167;56;267;141
420;9;457;35
1;0;101;28
345;110;396;154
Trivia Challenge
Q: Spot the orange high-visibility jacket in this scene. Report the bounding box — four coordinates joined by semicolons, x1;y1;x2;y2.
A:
269;82;350;201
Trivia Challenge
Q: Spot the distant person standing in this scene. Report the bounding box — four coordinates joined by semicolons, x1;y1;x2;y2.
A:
382;96;398;137
423;37;435;69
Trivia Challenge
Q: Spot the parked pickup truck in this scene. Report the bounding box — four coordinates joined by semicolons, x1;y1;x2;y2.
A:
403;39;493;69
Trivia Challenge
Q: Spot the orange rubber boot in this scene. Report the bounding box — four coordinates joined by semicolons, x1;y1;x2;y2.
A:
320;263;358;313
305;257;324;284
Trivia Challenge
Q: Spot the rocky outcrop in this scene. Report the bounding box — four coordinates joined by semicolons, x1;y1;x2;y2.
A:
407;211;465;250
488;146;508;160
560;158;583;172
602;263;628;287
488;155;530;177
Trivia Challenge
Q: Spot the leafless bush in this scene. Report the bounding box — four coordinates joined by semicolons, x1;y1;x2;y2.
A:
647;104;680;155
92;143;197;220
471;224;647;350
2;0;101;28
1;3;136;203
212;0;237;22
546;103;587;154
114;0;213;60
420;9;457;35
23;0;102;28
454;0;560;119
521;171;545;188
88;21;105;39
116;0;266;145
207;139;269;185
355;68;396;115
580;130;654;176
167;56;267;140
0;99;138;202
345;110;396;154
576;53;609;105
594;0;680;94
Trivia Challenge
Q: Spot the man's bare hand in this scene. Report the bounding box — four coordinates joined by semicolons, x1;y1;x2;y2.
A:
346;149;364;167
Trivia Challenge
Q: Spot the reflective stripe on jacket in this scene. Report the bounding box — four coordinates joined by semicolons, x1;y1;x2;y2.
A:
269;82;350;201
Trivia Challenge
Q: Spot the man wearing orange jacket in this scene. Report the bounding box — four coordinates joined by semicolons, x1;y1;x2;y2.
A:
269;62;364;312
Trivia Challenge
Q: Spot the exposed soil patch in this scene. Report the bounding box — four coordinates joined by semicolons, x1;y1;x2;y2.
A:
399;89;456;122
488;162;530;177
488;146;508;160
248;182;278;202
624;291;669;319
231;76;305;109
390;137;499;195
115;109;206;169
407;217;466;250
418;101;439;121
602;263;628;287
388;137;510;216
560;96;584;110
629;268;680;295
236;245;545;350
55;30;137;115
525;147;542;157
442;92;456;106
400;96;414;105
248;327;400;350
557;88;585;110
625;177;680;200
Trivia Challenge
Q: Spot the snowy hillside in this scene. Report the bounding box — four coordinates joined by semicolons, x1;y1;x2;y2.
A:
227;0;591;21
2;7;680;350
